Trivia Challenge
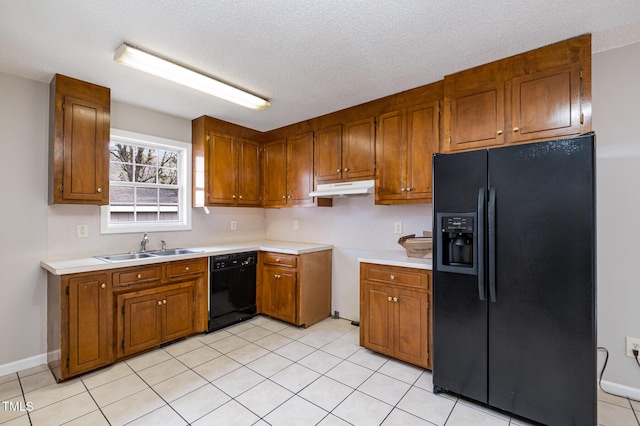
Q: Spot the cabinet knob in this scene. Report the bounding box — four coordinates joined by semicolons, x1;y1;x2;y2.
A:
390;275;395;280
496;130;503;135
275;258;280;263
513;127;520;132
101;283;106;289
282;195;286;199
158;301;162;306
137;274;142;279
97;187;102;193
406;187;412;192
344;168;348;172
185;266;189;271
336;169;341;173
163;299;167;304
239;195;243;199
387;296;392;302
401;188;405;192
393;297;398;302
232;195;236;199
288;195;291;199
274;274;281;279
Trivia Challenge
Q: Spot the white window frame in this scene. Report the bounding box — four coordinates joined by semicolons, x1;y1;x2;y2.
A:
100;129;192;234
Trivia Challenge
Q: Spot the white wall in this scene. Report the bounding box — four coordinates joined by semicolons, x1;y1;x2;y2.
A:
0;73;49;370
265;197;432;321
593;41;640;396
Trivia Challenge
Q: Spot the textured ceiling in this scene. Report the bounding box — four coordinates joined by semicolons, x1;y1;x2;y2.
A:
2;0;640;132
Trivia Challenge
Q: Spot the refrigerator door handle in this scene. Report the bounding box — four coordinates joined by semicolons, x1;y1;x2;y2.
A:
488;187;497;302
477;188;486;301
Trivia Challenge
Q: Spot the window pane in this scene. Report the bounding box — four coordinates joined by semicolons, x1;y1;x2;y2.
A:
134;165;157;183
110;162;134;182
110;186;134;204
159;168;178;185
134;147;156;165
110;143;133;163
158;150;178;169
159;188;179;204
136;187;158;205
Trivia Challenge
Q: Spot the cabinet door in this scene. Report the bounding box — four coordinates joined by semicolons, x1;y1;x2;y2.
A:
67;273;110;375
263;265;297;324
510;63;582;143
444;82;505;152
287;133;314;206
62;96;109;203
206;132;236;205
361;283;393;356
118;292;161;356
394;287;428;367
263;139;287;207
406;102;438;202
237;139;262;206
314;125;342;183
342;117;376;180
161;284;195;342
376;110;406;202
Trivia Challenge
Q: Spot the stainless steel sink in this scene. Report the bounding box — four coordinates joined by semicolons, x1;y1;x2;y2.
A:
148;248;202;256
95;248;202;262
95;252;158;262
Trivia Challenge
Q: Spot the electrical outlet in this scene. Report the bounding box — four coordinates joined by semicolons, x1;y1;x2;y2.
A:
394;222;403;234
626;337;640;357
230;220;237;231
77;224;88;238
293;220;299;230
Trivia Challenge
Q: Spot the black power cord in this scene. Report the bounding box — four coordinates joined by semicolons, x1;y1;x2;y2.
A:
598;347;640;398
634;349;640;368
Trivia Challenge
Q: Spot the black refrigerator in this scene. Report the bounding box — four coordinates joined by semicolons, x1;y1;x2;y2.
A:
432;133;596;425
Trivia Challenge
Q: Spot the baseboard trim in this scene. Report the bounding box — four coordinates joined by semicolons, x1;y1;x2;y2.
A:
0;353;48;377
601;379;640;401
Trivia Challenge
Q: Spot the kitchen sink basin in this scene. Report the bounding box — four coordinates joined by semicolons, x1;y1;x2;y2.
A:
95;248;203;262
95;252;158;262
148;248;202;256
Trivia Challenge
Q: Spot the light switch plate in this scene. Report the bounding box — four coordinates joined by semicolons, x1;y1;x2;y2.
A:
394;222;403;234
77;224;88;238
230;220;237;230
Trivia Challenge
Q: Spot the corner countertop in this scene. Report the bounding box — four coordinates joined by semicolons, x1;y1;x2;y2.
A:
358;250;432;270
41;240;333;276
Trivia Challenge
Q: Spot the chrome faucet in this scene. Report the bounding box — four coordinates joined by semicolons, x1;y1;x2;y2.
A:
161;240;166;251
140;233;149;252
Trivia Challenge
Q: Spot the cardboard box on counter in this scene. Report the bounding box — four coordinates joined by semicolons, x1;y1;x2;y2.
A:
398;231;432;258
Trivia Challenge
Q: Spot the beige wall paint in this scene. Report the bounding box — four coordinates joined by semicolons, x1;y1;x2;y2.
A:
0;73;49;370
593;41;640;395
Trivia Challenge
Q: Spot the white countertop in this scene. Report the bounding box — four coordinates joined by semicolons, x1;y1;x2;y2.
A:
358;250;433;270
41;240;333;275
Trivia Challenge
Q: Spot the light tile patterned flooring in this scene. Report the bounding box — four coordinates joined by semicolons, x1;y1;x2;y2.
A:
1;315;639;425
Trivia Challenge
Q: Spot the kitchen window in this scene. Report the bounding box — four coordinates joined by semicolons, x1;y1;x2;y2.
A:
100;129;192;233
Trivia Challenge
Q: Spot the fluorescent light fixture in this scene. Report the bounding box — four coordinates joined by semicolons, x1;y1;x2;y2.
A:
114;43;270;110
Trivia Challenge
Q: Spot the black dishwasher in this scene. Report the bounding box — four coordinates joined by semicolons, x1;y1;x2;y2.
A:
208;252;257;332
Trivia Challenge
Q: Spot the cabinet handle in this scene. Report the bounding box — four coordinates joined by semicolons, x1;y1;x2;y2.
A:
97;187;102;193
406;187;412;192
513;127;520;132
101;283;106;289
496;130;503;135
393;297;398;302
387;296;392;302
275;258;280;263
137;274;142;279
185;266;190;271
158;301;162;306
390;275;395;280
274;274;281;279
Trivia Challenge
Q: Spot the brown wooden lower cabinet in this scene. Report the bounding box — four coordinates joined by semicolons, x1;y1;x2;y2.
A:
47;257;207;381
360;263;432;369
257;250;332;328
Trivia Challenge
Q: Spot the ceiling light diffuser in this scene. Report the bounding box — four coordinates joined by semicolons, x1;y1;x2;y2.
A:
113;43;270;110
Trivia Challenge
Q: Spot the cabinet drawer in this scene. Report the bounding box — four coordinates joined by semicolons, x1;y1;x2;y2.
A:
166;258;207;278
262;253;297;268
363;264;428;289
113;265;163;287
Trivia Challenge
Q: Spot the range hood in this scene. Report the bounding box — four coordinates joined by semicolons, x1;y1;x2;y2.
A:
309;180;375;198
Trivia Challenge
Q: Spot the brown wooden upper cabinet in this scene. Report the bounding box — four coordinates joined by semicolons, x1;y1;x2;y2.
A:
264;133;314;207
49;74;110;204
441;34;591;153
376;101;439;204
192;117;262;207
314;117;376;184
